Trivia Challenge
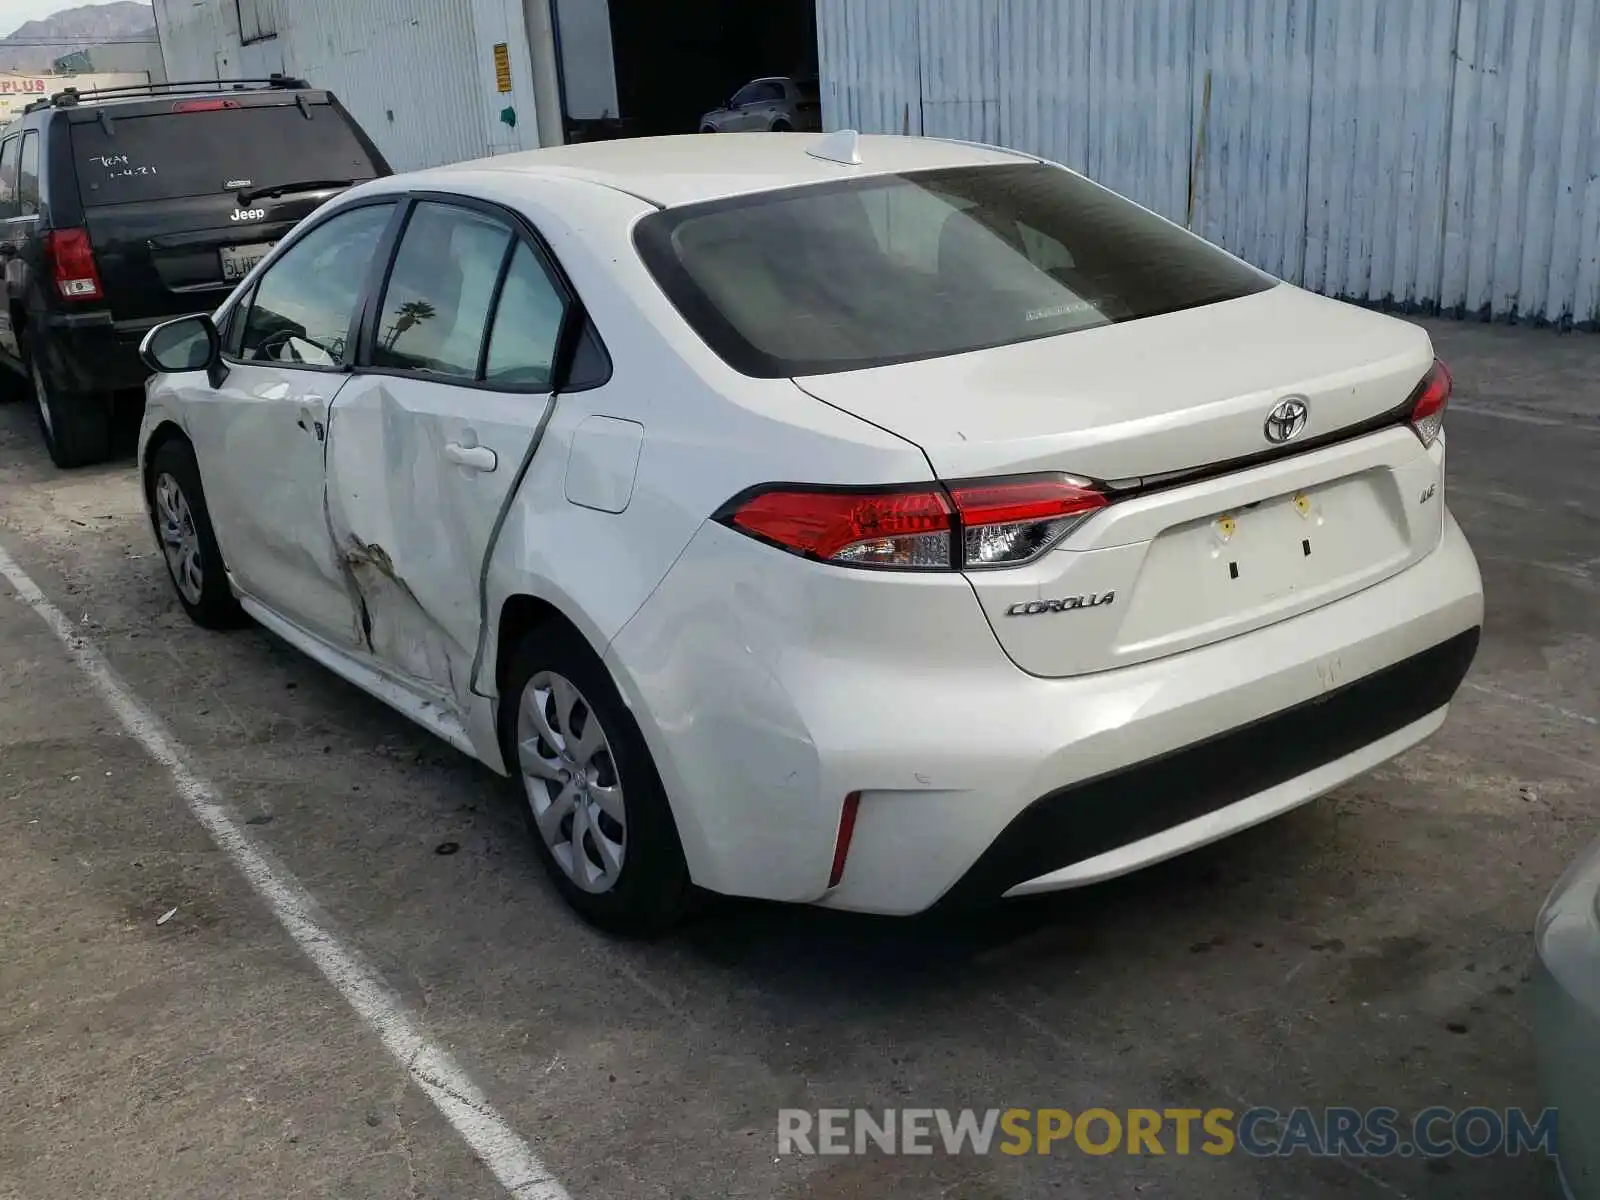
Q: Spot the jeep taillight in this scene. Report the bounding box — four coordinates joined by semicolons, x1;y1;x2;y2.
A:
45;228;103;301
716;475;1106;571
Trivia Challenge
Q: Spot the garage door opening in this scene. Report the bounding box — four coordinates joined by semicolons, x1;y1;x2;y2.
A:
551;0;819;141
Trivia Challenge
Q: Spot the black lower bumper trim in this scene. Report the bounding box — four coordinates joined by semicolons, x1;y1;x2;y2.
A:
933;627;1480;911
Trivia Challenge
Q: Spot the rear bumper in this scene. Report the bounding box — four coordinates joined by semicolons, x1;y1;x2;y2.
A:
936;627;1477;910
39;310;163;393
608;511;1483;915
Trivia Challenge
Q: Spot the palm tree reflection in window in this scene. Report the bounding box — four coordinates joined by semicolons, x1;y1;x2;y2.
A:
383;299;436;352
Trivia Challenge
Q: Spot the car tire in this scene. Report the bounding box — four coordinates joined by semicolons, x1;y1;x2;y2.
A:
27;335;112;469
500;625;694;937
771;119;794;132
144;436;246;630
699;124;717;134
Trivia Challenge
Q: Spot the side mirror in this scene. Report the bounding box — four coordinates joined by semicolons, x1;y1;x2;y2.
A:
140;314;228;387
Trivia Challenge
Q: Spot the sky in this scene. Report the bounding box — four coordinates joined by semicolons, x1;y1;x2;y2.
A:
1;0;143;38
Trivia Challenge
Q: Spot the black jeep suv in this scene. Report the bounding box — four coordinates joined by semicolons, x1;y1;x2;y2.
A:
0;76;390;466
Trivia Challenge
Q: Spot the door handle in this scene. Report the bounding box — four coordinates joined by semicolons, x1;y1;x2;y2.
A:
444;442;497;472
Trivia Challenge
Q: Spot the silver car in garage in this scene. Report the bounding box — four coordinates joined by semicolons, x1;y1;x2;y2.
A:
698;76;821;133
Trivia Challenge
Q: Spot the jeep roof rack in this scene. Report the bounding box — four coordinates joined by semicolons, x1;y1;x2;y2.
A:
24;74;312;114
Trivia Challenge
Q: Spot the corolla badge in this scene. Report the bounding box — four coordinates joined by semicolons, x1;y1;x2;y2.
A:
1264;396;1310;444
1005;591;1115;617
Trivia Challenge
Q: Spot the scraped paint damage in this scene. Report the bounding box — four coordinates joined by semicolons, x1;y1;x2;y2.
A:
338;533;464;711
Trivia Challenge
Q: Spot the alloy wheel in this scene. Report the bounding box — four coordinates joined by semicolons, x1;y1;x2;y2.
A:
517;670;627;893
153;472;205;605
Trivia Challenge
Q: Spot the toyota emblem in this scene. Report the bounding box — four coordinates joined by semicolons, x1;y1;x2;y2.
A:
1264;397;1310;444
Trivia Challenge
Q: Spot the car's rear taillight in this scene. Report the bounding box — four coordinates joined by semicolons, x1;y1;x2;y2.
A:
724;484;954;569
947;477;1106;569
1408;359;1452;447
45;228;103;301
718;475;1106;571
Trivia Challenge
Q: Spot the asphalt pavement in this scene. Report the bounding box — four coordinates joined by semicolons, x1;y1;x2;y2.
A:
1;317;1596;1199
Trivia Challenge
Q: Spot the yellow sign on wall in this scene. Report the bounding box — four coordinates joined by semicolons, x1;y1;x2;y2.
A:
493;43;512;93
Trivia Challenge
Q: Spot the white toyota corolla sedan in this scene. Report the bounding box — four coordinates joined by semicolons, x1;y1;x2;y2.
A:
137;131;1484;934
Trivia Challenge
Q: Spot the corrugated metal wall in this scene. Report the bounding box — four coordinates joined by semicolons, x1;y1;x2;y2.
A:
153;0;545;172
816;0;1600;327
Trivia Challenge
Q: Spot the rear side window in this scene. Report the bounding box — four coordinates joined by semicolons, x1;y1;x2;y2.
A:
17;132;39;216
634;162;1275;378
70;101;381;207
483;242;568;388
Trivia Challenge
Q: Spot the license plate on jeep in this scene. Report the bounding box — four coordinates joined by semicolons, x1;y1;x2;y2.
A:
220;241;276;281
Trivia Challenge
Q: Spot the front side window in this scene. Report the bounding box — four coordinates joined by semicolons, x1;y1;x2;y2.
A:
238;202;395;368
374;202;513;379
634;162;1274;378
222;283;255;357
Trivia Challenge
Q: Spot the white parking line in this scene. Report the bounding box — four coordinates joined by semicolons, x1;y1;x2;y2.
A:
0;543;570;1200
1451;402;1597;430
1463;680;1599;727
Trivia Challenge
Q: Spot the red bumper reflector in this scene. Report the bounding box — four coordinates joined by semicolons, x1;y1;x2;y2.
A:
828;792;862;889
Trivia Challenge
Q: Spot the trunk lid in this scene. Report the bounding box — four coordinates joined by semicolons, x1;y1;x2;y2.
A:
792;285;1431;483
795;286;1446;677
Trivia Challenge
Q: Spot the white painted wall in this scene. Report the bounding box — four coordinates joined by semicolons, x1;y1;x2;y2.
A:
153;0;548;171
818;0;1600;328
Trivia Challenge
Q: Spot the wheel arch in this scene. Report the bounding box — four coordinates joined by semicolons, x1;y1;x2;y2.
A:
142;417;190;458
139;417;191;483
494;591;594;700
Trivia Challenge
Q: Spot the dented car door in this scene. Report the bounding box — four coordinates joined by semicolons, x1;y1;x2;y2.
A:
324;200;572;713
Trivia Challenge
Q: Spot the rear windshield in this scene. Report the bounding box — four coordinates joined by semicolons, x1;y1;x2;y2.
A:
634;163;1274;377
71;101;380;207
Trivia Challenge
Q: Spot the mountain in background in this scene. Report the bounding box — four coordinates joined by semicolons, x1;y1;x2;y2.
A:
0;3;156;73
